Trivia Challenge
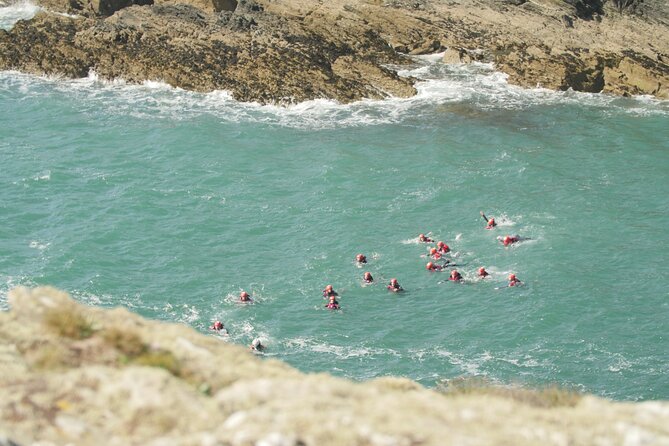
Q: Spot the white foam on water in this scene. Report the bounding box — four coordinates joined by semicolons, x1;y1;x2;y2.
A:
28;240;49;250
178;303;200;323
70;289;142;310
3;55;666;130
496;354;543;369
433;349;489;376
411;51;448;63
33;170;51;181
0;274;36;310
284;336;400;359
495;213;518;227
0;0;40;30
222;292;239;304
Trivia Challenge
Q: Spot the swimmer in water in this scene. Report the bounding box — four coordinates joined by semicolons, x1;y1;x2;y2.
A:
418;233;433;243
436;241;450;254
426;261;443;271
387;278;403;292
508;274;522;287
478;267;490;278
209;320;228;334
429;247;442;260
356;253;367;264
326;295;340;310
480;211;497;229
240;291;253;303
363;272;374;283
323;285;338;298
250;338;265;352
449;270;463;282
498;235;527;246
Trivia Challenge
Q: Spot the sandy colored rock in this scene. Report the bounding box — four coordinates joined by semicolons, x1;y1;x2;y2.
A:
1;286;669;445
442;47;485;64
1;0;668;102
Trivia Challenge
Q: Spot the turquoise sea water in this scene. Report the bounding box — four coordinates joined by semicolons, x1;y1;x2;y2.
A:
2;4;668;402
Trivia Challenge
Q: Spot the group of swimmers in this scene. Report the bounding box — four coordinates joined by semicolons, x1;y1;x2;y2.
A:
423;211;524;286
210;290;264;350
211;211;526;345
323;211;525;310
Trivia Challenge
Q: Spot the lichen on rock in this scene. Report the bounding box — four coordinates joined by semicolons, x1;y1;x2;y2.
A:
1;286;669;445
1;0;668;102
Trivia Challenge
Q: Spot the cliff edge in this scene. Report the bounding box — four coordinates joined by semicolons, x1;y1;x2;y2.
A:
1;286;668;446
0;0;668;102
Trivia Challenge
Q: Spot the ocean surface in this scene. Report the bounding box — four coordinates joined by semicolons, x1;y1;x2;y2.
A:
2;3;668;401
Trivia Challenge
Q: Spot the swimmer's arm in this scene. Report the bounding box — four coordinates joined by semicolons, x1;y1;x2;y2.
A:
480;211;488;221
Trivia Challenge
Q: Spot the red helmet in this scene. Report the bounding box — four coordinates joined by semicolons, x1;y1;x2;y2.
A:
509;274;516;281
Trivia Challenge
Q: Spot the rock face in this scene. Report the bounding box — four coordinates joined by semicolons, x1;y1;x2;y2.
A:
0;0;668;102
1;286;669;446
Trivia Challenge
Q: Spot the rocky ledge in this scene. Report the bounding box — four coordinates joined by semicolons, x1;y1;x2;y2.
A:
1;0;668;103
1;286;669;445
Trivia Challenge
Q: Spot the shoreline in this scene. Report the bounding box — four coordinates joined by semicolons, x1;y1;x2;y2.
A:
2;57;667;113
2;286;668;445
1;0;668;103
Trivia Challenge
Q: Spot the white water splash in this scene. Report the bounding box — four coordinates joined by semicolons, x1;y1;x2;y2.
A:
284;336;401;359
0;0;39;29
2;55;666;130
28;240;50;250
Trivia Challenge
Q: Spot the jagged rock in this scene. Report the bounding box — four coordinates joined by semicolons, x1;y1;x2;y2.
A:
442;47;485;64
603;51;669;97
156;0;238;14
561;14;574;27
408;38;441;55
1;0;668;101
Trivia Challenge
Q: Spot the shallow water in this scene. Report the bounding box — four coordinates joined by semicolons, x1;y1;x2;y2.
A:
2;3;669;401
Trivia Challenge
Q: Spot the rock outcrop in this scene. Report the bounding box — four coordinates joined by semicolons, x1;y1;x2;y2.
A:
1;0;668;102
1;286;669;445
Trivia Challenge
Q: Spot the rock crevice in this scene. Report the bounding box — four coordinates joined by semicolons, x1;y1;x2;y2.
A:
1;0;668;103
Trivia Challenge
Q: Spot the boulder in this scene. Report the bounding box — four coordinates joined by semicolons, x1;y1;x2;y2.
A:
442;47;485;64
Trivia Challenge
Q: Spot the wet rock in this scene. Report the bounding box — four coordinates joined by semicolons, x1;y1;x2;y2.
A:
442;47;485;64
1;0;668;102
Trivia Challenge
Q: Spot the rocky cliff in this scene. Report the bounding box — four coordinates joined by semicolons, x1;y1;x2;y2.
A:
0;0;668;103
1;287;668;446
